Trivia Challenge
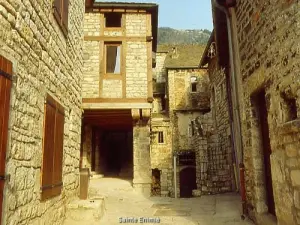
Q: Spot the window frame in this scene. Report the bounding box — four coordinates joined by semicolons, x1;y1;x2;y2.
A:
104;12;123;28
190;76;198;93
191;120;195;136
158;131;164;144
104;42;122;76
41;94;65;201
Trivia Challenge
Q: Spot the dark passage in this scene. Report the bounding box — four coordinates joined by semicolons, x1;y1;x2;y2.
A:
96;129;133;178
180;167;197;198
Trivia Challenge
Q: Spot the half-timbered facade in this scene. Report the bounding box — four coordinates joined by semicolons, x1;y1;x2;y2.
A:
81;1;158;196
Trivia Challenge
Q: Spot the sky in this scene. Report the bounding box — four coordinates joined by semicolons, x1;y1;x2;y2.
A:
155;0;213;30
96;0;213;31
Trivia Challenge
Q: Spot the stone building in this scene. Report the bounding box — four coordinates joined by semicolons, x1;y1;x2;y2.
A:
207;1;300;225
81;1;158;196
0;0;84;224
151;44;211;198
191;31;236;196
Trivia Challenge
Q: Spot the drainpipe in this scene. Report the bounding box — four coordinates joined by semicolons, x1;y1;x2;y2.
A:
212;0;246;216
174;154;177;199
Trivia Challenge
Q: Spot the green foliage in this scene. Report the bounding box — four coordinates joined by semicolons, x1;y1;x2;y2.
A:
158;27;211;45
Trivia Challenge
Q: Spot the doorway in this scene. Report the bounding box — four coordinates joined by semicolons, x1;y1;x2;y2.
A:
252;89;276;216
180;167;196;198
95;129;133;178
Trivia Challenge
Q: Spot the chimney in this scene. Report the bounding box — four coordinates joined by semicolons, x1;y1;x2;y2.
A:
171;47;178;59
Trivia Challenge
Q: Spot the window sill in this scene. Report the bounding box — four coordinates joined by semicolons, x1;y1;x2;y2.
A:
104;27;123;31
278;118;300;135
103;74;123;79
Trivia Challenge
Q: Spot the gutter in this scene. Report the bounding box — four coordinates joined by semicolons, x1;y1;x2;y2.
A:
212;0;246;217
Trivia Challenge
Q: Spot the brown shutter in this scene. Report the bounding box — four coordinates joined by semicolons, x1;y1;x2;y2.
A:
0;56;12;225
41;95;65;200
53;0;62;24
52;105;64;197
62;0;69;32
41;96;56;200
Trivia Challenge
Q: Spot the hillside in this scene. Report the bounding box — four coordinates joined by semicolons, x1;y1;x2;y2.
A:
158;27;211;45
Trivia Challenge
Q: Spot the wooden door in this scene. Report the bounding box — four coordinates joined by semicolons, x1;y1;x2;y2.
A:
0;56;13;224
180;167;197;198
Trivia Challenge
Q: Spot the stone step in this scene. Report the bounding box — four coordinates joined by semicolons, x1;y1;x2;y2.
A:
63;197;105;225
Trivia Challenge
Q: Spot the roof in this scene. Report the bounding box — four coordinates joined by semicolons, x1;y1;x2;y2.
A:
88;1;159;52
157;44;206;69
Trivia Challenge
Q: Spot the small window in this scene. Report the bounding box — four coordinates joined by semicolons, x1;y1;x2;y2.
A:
105;13;122;27
161;96;166;111
105;44;121;74
281;92;298;122
158;132;164;143
53;0;69;35
190;76;197;92
41;94;65;201
191;121;195;136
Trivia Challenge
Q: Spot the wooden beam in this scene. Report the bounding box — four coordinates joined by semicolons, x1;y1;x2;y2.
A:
84;36;148;42
122;41;127;98
82;98;150;103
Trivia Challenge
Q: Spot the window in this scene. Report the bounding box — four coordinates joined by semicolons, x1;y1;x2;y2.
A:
191;121;195;136
158;132;164;144
190;76;197;92
53;0;69;35
105;13;122;27
41;94;65;201
161;96;166;111
281;92;298;122
105;43;121;74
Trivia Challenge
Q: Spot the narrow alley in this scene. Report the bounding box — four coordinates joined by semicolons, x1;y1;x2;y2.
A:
0;0;300;225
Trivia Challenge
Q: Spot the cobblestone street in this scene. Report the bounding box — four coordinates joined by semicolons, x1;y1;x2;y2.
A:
89;178;254;225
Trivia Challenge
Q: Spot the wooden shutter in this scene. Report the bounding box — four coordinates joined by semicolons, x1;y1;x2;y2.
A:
52;104;64;197
41;97;56;200
62;0;69;32
0;56;12;224
41;95;64;200
53;0;62;24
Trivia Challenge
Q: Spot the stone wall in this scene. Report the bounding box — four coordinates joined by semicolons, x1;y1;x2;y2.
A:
150;119;173;196
125;13;147;36
82;41;100;98
174;112;203;152
102;79;122;98
126;41;148;98
191;58;233;195
133;122;152;196
0;0;84;224
81;125;92;170
168;69;210;111
234;1;300;224
167;68;210;153
153;52;167;83
151;44;172;196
